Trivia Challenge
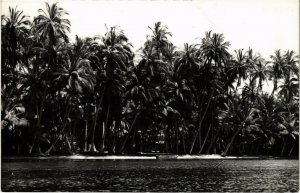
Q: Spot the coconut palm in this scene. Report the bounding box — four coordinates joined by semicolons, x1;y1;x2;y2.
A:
269;50;286;95
88;26;133;153
26;2;71;154
278;111;299;156
278;77;299;104
254;94;284;155
34;2;70;46
34;2;71;76
228;49;249;90
1;6;30;73
200;31;230;67
174;43;201;79
250;59;271;92
45;58;96;154
283;50;299;79
145;22;172;56
221;96;260;156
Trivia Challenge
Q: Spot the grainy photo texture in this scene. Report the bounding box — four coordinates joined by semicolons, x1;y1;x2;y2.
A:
1;0;299;192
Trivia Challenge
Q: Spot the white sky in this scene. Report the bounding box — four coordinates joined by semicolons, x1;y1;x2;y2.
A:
1;0;299;59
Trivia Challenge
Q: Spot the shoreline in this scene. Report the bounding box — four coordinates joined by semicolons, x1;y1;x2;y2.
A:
2;154;295;160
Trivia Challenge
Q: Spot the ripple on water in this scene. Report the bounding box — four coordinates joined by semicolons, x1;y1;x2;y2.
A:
1;159;299;192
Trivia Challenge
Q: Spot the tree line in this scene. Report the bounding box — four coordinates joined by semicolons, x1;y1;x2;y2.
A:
1;3;299;156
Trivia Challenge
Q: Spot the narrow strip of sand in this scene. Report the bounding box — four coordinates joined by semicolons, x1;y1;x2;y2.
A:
2;154;279;160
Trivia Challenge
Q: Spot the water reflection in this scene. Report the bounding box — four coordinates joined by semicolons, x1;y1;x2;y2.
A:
2;159;299;192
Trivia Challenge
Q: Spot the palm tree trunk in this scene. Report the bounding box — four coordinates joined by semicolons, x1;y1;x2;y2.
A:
182;133;186;154
72;120;78;151
176;121;179;154
131;125;137;152
109;121;116;154
30;36;54;155
165;125;170;152
189;94;212;154
288;139;295;157
222;122;245;156
98;104;110;153
206;126;220;154
120;111;140;153
84;95;90;152
89;85;106;152
44;104;72;155
140;128;143;153
281;137;287;157
65;135;72;153
199;124;212;154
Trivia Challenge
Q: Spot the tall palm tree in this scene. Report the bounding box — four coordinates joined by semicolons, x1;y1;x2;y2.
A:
145;22;172;56
30;2;70;154
228;49;248;91
250;59;271;92
278;77;299;104
45;58;96;154
1;7;30;88
281;50;299;103
174;43;201;79
200;31;230;67
34;2;70;45
221;97;260;156
284;50;299;79
120;73;145;153
89;26;133;153
269;50;285;95
278;111;298;156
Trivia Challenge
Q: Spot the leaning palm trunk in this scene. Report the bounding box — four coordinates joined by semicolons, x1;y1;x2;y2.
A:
198;124;212;154
280;137;288;157
206;126;221;154
120;111;140;153
189;94;212;154
288;139;295;157
221;121;245;156
44;103;72;154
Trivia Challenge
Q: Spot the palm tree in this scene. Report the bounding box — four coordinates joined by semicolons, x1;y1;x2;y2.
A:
284;50;299;79
188;32;230;154
34;2;70;67
221;96;260;156
88;26;133;153
200;31;230;67
1;6;30;76
164;78;195;153
278;111;298;156
174;43;200;79
269;50;299;92
250;58;271;92
245;48;261;84
278;77;299;104
228;49;248;91
45;58;96;154
145;22;172;56
281;50;299;103
269;50;285;95
255;94;284;155
28;2;70;154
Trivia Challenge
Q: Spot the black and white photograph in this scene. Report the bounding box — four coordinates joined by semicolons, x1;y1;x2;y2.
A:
1;0;299;192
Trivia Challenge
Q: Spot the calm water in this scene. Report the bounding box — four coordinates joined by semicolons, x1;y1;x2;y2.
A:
1;159;299;192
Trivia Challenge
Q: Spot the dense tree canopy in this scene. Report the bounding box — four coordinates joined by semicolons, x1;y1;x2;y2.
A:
1;3;299;157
